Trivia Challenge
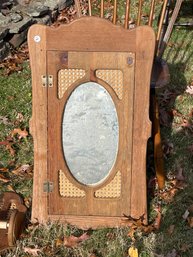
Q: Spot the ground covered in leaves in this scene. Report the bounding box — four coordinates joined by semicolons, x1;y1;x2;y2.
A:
0;0;193;256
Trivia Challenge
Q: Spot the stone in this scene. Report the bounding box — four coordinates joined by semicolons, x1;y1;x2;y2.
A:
0;27;9;40
24;5;49;17
0;40;5;48
43;0;71;11
0;42;10;61
16;0;31;6
9;16;33;33
0;13;12;26
33;15;51;25
9;27;28;47
1;1;13;8
9;13;23;23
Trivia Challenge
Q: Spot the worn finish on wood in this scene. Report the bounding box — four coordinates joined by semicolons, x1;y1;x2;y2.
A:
28;17;155;227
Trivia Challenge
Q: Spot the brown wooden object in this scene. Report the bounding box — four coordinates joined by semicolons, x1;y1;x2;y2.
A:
113;0;117;24
88;0;92;16
137;0;143;26
156;0;168;47
100;0;104;18
28;17;155;228
125;0;131;29
151;96;165;189
0;192;27;251
148;0;156;26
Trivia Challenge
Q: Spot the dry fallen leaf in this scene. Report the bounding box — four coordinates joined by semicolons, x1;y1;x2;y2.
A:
167;224;175;235
6;184;15;191
188;204;193;213
0;116;11;125
166;249;177;257
187;216;193;228
0;167;8;172
11;128;28;140
64;232;90;248
12;164;33;177
162;141;174;158
182;209;190;220
175;167;185;181
128;246;138;257
0;174;10;183
0;140;15;156
154;206;162;230
185;85;193;95
55;238;63;247
16;112;24;122
23;247;42;256
128;226;137;241
180;243;191;252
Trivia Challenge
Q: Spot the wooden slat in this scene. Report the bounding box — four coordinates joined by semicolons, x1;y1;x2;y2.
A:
88;0;92;16
156;0;168;43
113;0;117;24
148;0;156;26
137;0;143;26
125;0;131;29
100;0;104;18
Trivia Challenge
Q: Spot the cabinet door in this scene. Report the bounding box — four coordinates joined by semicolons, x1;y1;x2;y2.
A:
47;51;135;217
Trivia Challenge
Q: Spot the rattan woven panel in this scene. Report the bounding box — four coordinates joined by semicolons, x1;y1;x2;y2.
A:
94;171;121;198
59;170;85;197
96;70;123;99
58;69;86;99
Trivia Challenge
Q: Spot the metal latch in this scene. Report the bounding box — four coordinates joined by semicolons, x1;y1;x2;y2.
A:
43;181;54;193
41;75;53;87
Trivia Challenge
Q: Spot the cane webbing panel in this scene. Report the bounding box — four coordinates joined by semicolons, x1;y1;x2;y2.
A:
94;171;121;198
96;70;123;99
58;69;86;99
59;170;85;197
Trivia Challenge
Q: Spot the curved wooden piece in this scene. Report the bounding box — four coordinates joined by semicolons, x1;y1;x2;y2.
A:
152;96;165;189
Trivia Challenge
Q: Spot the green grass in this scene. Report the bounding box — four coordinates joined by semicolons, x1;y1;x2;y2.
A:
0;63;33;197
0;1;193;256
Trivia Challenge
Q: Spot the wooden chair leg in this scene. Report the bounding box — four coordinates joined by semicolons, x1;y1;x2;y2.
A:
151;94;165;189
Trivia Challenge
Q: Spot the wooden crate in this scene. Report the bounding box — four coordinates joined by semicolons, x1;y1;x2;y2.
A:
28;16;155;228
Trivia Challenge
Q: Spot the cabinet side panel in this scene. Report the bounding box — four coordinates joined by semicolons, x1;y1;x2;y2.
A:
28;25;48;223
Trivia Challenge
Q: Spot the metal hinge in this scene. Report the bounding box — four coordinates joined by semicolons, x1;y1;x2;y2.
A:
41;75;53;87
43;181;54;193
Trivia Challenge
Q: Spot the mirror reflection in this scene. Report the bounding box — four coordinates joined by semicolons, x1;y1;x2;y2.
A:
62;82;119;185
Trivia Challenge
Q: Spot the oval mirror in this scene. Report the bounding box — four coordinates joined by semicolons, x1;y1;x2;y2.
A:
62;82;119;185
